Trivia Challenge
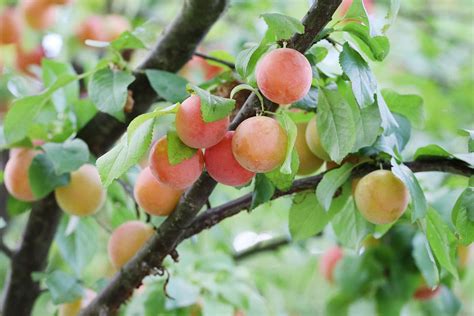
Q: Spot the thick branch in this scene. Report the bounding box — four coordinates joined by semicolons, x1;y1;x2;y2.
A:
184;159;473;238
1;194;61;316
1;1;228;316
80;2;342;314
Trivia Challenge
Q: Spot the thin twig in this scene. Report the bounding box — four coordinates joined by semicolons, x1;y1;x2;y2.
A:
233;236;291;261
193;52;236;69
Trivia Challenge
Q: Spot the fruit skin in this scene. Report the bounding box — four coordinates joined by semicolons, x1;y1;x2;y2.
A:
256;48;312;105
458;245;470;268
77;16;108;43
103;14;130;41
354;170;409;225
339;0;374;16
413;285;440;301
295;123;324;175
133;167;182;216
319;246;344;283
305;116;331;161
21;0;56;30
4;148;40;202
15;46;45;76
108;221;154;269
204;131;255;186
176;95;229;148
54;164;106;216
232;116;288;173
149;137;204;190
0;8;22;45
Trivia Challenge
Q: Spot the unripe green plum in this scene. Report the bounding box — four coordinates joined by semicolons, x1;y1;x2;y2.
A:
149;137;204;190
354;170;409;224
176;95;229;148
134;167;182;216
256;48;312;105
305;115;330;161
0;8;22;45
54;164;106;216
319;246;343;283
4;148;40;202
204;131;255;186
108;221;154;269
232;116;287;173
295;123;324;175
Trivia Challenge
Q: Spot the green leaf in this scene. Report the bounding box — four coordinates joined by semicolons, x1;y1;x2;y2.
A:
291;86;318;112
97;119;154;186
341;23;390;62
164;277;200;309
7;195;31;217
459;129;474;152
306;45;328;65
88;68;135;121
235;43;270;80
111;31;146;50
145;70;189;103
375;90;399;135
127;103;179;141
289;192;329;240
412;232;439;288
339;43;377;107
261;13;304;43
72;99;97;129
187;84;235;122
420;287;461;316
338;79;382;151
414;144;474;166
251;174;275;210
451;188;474;245
265;150;299;190
42;139;90;175
391;159;427;221
331;188;374;249
55;216;98;276
317;87;356;163
167;130;197;165
426;208;459;279
29;154;70;199
382;89;424;128
42;60;79;112
277;111;297;174
316;163;355;211
44;270;83;304
382;0;401;33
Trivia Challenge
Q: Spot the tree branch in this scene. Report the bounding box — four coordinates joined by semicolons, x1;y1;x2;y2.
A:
183;159;473;239
80;2;342;314
193;52;236;69
1;1;229;315
233;236;291;261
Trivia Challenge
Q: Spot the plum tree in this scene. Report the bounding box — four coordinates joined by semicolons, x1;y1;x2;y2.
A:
204;131;255;186
21;0;56;30
232;116;287;173
256;48;312;105
354;170;409;224
76;16;108;43
58;289;96;316
149;136;204;189
305;115;331;161
134;167;183;216
319;246;343;283
0;7;22;45
295;123;324;175
108;221;154;269
54;164;106;216
176;95;229;148
4;148;40;202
